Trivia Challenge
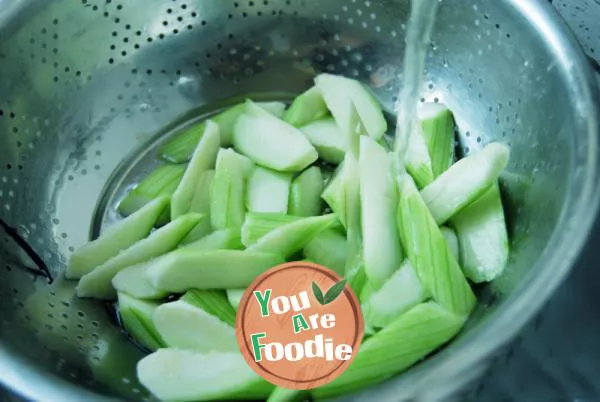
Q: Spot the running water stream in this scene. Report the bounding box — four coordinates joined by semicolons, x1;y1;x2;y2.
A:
394;0;440;173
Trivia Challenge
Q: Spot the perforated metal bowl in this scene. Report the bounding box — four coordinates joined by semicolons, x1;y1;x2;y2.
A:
0;0;599;401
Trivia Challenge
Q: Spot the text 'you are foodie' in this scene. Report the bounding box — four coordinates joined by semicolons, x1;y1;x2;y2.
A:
236;262;365;390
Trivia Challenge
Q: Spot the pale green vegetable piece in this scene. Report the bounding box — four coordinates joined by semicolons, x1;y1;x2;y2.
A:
211;148;254;230
233;102;319;172
116;253;248;302
112;260;168;300
359;280;376;303
117;292;164;351
288;166;324;217
181;228;244;251
244;99;285;119
340;154;366;295
217;144;255;177
179;214;213;245
321;99;364;227
247;166;293;214
76;213;202;300
236;100;287;120
359;135;403;288
362;260;428;329
313;302;466;398
246;214;337;258
418;102;456;177
303;229;347;275
146;249;285;293
114;255;245;303
182;289;237;327
420;142;510;225
321;161;348;227
159;122;210;164
267;387;310;402
66;196;169;279
315;73;387;141
153;299;238;353
137;349;273;402
159;101;286;162
283;86;329;127
452;182;509;283
171;121;221;219
440;226;460;263
189;169;215;215
260;101;287;118
321;154;363;231
341;97;365;157
327;104;367;293
156;185;182;227
117;164;185;224
226;289;245;311
397;175;476;316
405;124;435;189
241;213;302;247
299;118;347;164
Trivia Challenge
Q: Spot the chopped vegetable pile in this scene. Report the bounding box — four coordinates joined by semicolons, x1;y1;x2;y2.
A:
67;73;510;402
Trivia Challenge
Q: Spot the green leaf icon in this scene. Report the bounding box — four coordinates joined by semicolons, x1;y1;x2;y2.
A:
323;279;347;305
312;282;325;305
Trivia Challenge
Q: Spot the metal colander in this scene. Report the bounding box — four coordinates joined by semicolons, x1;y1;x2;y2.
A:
0;0;599;401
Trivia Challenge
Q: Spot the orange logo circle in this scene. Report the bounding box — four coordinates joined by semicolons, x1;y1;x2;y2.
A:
235;262;364;390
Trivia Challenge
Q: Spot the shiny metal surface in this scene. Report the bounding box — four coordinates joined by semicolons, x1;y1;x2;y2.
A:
0;0;598;401
553;0;600;66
